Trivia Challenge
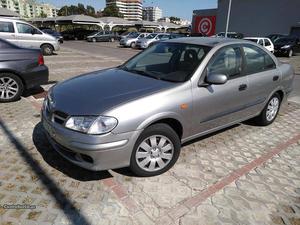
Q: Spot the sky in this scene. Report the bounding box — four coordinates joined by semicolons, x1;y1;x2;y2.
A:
44;0;218;21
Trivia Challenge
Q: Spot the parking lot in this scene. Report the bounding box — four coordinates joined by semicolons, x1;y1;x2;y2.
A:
0;41;300;225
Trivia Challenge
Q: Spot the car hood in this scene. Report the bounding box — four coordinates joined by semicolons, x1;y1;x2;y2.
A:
51;68;175;115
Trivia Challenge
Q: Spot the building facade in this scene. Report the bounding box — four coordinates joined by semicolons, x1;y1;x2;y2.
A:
143;6;162;22
0;0;58;18
106;0;143;21
192;0;300;37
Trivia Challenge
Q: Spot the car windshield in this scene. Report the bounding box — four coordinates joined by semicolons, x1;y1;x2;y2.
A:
128;33;139;38
121;42;211;82
90;31;101;36
245;39;258;43
274;38;295;45
146;34;157;39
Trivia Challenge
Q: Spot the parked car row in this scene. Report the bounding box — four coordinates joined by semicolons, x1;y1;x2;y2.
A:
119;32;187;49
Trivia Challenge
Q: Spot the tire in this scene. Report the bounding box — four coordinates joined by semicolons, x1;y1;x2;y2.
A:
110;37;115;42
253;93;281;126
130;42;136;48
41;44;53;56
288;49;293;58
92;38;96;43
0;73;24;102
130;123;181;177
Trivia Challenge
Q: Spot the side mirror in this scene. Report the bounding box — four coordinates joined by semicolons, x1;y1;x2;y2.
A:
206;73;228;85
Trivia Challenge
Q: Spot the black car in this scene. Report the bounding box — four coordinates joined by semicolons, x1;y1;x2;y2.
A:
0;38;48;102
40;28;64;43
61;29;98;40
267;34;286;43
86;31;120;42
274;36;300;57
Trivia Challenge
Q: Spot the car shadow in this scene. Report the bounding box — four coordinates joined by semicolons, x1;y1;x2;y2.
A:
33;122;112;181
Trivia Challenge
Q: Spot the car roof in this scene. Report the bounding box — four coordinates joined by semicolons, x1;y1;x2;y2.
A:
166;37;245;47
244;37;270;39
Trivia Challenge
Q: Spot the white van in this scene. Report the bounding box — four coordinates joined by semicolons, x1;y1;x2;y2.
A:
0;18;60;55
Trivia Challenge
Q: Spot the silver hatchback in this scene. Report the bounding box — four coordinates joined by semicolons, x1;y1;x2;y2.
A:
42;38;294;176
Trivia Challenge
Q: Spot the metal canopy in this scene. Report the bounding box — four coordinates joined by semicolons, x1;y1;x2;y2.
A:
0;8;19;17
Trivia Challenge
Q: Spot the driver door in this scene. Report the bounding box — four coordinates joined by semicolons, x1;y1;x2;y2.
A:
16;22;42;49
191;45;251;135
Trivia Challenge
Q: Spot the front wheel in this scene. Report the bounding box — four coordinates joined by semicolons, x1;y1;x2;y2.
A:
253;93;281;126
288;49;293;58
41;44;53;56
130;42;136;48
130;124;181;177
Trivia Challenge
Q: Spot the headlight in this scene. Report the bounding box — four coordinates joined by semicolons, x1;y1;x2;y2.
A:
281;45;291;49
65;116;118;135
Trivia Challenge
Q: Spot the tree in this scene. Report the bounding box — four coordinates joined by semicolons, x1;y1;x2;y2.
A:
40;11;47;18
57;4;97;17
86;5;96;16
169;16;181;24
102;5;123;17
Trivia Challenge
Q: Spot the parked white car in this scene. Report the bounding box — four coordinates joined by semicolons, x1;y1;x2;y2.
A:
244;37;274;53
0;18;60;55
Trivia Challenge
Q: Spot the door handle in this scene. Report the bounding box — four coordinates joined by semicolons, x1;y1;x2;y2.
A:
273;76;279;81
239;84;248;91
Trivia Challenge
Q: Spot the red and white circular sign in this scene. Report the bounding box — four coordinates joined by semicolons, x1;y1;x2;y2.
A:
193;16;216;36
198;18;213;35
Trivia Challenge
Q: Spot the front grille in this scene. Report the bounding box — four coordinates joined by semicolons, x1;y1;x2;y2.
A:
52;111;68;125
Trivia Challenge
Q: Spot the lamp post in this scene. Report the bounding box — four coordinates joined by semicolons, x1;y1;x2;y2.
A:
225;0;232;38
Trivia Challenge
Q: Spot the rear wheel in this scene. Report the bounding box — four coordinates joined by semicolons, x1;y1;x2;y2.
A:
288;49;293;58
41;44;53;56
130;123;181;177
0;73;24;102
253;93;281;126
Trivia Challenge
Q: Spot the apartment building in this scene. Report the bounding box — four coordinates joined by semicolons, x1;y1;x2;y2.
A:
143;6;162;22
0;0;58;18
106;0;143;21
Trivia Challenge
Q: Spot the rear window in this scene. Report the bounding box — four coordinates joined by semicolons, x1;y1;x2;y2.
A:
264;39;272;46
0;21;14;33
243;44;276;74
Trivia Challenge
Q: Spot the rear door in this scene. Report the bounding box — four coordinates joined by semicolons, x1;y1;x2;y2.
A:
264;39;274;52
0;21;17;45
242;44;279;114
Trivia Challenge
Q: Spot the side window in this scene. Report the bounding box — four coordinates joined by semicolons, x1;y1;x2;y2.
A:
140;34;145;38
243;45;276;74
258;39;264;46
264;39;271;46
207;46;242;79
16;23;40;34
0;22;14;33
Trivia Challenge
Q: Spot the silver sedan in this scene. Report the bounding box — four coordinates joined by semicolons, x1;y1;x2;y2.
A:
42;38;294;176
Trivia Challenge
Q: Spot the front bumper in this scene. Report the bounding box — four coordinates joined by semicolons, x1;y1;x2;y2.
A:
135;42;148;49
274;48;290;55
41;111;142;171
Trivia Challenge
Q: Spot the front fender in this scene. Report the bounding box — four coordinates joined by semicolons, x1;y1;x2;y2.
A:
136;112;185;131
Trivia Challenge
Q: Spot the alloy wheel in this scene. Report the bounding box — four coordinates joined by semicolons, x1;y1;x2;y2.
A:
135;135;174;172
266;97;279;121
0;77;19;100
